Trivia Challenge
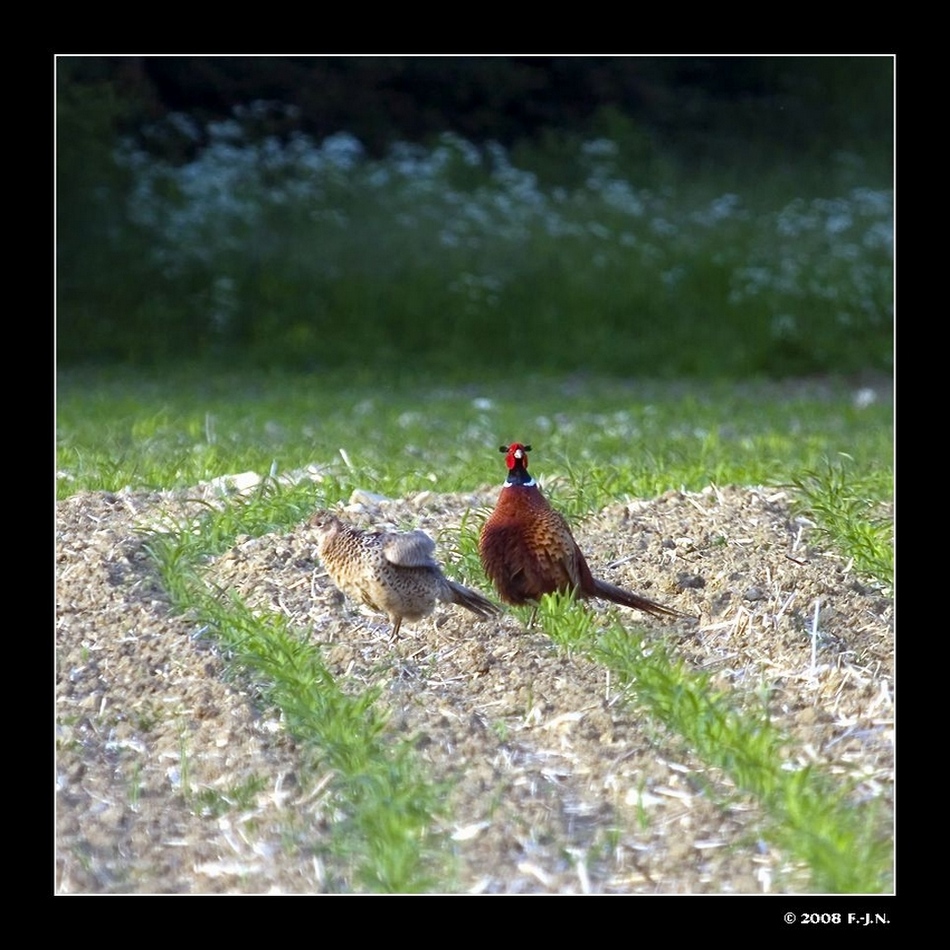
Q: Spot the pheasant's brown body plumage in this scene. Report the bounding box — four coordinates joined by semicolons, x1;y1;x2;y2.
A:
479;444;683;619
312;511;500;639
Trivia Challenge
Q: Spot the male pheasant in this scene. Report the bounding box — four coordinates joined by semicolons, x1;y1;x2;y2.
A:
478;443;683;619
312;510;500;640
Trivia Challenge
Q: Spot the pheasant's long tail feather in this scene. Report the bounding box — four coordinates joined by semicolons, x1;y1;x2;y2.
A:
446;581;502;620
590;578;684;619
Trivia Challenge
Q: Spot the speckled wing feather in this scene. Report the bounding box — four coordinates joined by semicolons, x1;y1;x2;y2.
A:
381;529;439;568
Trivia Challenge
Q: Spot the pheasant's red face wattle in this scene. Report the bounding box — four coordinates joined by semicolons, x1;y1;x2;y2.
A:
502;443;531;470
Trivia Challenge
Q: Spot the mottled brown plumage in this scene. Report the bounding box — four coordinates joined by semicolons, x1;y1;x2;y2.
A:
479;443;683;619
312;510;500;639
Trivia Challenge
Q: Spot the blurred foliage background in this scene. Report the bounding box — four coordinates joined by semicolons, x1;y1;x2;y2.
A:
56;56;894;379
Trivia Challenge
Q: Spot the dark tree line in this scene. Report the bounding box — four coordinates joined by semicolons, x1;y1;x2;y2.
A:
59;55;893;166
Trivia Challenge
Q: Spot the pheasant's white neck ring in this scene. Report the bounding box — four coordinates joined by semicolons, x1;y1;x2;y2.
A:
504;475;536;487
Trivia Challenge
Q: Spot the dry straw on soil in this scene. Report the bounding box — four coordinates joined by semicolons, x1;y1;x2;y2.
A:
56;479;893;894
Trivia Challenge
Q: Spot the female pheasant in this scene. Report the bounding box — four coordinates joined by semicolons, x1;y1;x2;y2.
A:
312;510;500;640
478;443;682;619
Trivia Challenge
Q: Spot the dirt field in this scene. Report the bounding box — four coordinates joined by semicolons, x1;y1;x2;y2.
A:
55;480;893;894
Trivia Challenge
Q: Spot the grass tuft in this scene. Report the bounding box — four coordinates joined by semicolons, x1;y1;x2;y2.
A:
790;454;893;588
